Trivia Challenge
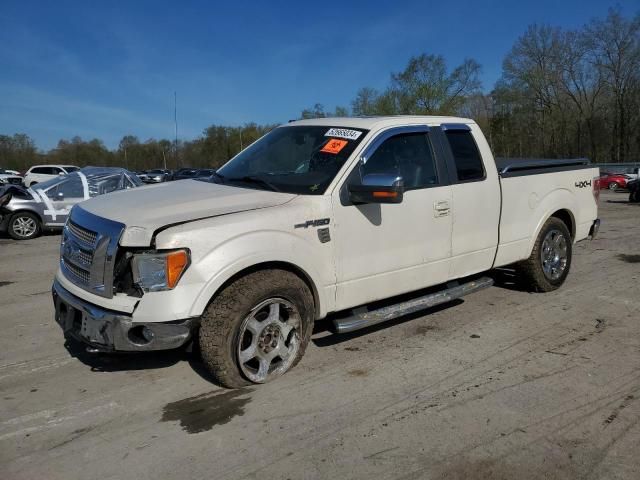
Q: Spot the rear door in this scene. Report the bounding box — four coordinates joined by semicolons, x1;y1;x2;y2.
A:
436;124;501;279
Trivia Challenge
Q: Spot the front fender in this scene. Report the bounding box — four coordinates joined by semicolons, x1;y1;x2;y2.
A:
185;230;334;319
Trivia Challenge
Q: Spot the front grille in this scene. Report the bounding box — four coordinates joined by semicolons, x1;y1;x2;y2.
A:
67;220;97;245
7;178;21;185
62;260;91;284
60;207;125;299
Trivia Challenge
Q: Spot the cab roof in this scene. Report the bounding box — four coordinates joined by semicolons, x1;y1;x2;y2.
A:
285;115;476;131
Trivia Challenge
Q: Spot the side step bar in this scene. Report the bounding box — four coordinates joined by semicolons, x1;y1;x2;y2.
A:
333;276;494;334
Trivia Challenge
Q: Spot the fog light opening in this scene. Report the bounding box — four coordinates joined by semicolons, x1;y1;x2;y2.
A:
128;325;154;345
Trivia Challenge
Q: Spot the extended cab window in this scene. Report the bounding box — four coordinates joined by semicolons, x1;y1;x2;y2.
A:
445;130;485;182
360;133;438;189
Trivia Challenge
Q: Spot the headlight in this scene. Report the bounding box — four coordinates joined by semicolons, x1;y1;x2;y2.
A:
132;249;190;292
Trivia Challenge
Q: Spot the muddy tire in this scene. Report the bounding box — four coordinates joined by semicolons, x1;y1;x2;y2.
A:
517;217;572;292
199;269;314;388
8;211;41;240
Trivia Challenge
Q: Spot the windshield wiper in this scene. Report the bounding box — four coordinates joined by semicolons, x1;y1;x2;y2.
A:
227;175;281;192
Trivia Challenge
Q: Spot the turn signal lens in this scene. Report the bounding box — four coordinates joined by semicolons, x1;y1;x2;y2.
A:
166;250;189;289
372;191;398;198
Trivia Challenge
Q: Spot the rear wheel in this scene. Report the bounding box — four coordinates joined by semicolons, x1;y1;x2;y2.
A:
199;269;314;388
8;212;41;240
518;217;572;292
630;191;639;203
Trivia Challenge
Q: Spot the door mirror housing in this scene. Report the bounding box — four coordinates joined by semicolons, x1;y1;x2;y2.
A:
348;174;404;204
56;191;65;200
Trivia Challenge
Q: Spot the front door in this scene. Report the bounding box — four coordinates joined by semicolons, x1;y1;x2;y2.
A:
331;126;453;311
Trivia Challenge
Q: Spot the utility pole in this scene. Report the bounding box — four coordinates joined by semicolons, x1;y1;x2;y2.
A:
174;91;179;167
239;128;243;151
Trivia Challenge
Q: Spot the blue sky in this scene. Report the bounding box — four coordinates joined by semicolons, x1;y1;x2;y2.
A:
0;0;636;150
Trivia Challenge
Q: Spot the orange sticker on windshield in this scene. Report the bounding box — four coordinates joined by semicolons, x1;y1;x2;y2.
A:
321;138;348;154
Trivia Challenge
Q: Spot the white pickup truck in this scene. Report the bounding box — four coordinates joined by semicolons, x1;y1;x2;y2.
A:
52;116;600;387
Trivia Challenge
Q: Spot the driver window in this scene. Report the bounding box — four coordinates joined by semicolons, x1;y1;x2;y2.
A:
47;180;84;199
361;133;438;189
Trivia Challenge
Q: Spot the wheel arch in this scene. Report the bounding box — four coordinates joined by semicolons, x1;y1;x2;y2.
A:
549;208;575;239
191;259;327;321
525;189;578;258
8;208;44;225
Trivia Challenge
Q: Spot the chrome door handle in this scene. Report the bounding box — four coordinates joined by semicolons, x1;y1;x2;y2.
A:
434;200;450;217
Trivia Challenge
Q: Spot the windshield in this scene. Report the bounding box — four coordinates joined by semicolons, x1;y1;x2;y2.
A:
212;125;368;195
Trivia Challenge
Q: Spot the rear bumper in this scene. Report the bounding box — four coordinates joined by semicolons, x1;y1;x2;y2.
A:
52;279;197;352
588;219;601;239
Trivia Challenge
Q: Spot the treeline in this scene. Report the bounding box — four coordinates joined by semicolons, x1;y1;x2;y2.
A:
1;8;638;172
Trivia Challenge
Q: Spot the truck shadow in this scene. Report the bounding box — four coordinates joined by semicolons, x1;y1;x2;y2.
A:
64;336;229;387
488;267;531;292
63;337;186;372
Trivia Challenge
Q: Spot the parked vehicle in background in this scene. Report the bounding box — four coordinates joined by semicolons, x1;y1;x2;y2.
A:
2;169;21;176
194;168;216;178
51;116;599;388
23;165;79;187
138;169;172;183
172;168;200;180
0;167;142;240
599;172;631;190
628;178;640;202
0;169;23;186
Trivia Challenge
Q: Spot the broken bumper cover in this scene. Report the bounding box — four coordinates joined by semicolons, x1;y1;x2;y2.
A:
52;279;196;352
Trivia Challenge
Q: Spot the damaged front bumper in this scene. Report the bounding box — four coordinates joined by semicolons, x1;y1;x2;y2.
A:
52;279;197;352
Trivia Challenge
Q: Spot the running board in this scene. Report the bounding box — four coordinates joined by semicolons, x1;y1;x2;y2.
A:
333;276;494;334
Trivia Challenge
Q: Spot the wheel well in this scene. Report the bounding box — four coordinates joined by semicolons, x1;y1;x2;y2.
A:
213;261;320;318
550;209;575;239
8;209;43;224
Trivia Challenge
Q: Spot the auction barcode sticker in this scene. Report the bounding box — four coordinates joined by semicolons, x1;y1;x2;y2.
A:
324;128;362;140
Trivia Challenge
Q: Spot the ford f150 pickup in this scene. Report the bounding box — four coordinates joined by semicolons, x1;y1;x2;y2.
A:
52;116;600;387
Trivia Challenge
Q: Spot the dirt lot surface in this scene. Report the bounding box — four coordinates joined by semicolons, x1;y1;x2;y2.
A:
1;191;639;480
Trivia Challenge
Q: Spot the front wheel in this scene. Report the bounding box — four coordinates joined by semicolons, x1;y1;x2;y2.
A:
8;212;41;240
608;182;619;190
517;217;572;292
199;269;314;388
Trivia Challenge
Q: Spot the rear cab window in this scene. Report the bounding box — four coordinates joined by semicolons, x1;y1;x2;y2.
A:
444;129;485;182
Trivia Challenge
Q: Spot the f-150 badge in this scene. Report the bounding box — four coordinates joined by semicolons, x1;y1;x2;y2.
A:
294;218;330;229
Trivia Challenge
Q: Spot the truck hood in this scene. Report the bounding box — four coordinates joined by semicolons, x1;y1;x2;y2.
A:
78;180;296;246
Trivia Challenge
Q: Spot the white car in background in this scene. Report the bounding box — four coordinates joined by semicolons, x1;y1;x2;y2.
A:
23;165;80;187
0;169;23;186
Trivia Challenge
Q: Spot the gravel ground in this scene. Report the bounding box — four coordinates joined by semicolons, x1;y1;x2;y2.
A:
0;191;638;480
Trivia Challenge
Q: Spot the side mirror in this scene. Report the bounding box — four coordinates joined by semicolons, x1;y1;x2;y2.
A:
59;172;66;176
56;192;65;200
348;174;404;204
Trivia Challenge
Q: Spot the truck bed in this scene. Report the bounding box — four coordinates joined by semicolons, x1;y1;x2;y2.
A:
493;160;599;268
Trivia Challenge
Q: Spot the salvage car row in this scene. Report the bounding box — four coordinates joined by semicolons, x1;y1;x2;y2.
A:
0;166;221;240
